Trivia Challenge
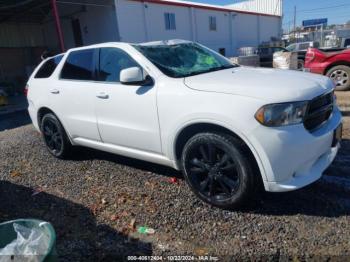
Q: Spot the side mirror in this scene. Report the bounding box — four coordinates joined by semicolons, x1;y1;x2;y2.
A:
120;67;153;86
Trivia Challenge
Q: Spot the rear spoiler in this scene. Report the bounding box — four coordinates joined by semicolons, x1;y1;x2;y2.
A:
41;51;65;61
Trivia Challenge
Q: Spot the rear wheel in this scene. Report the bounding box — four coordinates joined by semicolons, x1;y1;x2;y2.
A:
297;59;304;71
41;113;72;159
181;132;258;209
326;65;350;91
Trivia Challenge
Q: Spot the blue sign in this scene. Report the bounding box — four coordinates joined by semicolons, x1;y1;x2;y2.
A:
302;18;328;28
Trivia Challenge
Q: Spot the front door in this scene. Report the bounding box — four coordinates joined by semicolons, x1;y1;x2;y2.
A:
94;47;162;153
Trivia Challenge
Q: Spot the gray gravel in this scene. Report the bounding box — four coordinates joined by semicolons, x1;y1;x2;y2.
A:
0;116;349;261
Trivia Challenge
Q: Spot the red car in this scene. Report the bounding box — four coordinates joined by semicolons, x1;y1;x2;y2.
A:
305;48;350;91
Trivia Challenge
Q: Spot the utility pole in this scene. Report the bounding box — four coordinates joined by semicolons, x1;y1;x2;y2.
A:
51;0;65;52
293;5;297;42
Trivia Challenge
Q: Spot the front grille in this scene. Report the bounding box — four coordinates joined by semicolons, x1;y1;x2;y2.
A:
304;92;334;131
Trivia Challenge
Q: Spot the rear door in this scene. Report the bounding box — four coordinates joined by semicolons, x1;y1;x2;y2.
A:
94;47;161;153
49;48;101;141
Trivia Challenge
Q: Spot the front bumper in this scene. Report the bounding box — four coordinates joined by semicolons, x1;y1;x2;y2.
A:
249;106;342;192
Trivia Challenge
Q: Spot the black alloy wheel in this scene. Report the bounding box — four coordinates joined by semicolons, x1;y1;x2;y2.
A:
41;113;72;159
181;132;257;209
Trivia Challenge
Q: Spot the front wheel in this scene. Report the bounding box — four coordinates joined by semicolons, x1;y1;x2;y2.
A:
181;132;258;209
326;65;350;91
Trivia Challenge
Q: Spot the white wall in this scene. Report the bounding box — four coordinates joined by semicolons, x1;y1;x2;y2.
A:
259;15;281;42
115;0;236;56
194;9;233;55
43;4;119;52
114;0;146;42
232;13;259;48
115;0;281;57
232;13;282;51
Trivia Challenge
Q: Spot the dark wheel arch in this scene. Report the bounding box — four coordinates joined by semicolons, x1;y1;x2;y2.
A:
324;61;350;76
326;64;350;91
174;123;263;186
38;107;56;129
37;107;72;139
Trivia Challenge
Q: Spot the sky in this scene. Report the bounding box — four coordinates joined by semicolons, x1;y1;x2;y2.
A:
184;0;350;31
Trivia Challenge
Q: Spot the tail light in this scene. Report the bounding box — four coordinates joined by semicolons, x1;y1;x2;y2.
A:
305;49;315;63
24;84;29;97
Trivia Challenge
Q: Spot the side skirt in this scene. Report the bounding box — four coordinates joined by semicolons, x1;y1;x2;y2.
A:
73;137;177;168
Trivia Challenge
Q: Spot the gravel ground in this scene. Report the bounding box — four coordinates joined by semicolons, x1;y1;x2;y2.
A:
0;97;349;261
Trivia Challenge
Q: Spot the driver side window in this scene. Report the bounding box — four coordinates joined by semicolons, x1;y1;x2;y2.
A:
98;48;139;83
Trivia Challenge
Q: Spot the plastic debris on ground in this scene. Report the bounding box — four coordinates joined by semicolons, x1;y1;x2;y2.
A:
31;188;43;197
169;177;178;184
0;223;50;262
129;219;136;231
137;226;155;235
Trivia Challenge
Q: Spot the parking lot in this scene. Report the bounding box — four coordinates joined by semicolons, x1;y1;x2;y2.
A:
0;93;349;261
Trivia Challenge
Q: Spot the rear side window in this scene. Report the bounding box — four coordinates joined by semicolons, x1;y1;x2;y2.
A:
98;48;138;82
35;55;63;78
299;43;310;50
61;49;95;80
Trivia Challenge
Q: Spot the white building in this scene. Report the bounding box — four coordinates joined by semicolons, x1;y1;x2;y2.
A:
0;0;282;83
114;0;282;56
32;0;282;57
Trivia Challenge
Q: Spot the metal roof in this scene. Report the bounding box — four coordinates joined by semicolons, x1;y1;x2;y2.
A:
0;0;50;23
0;0;114;24
130;0;282;17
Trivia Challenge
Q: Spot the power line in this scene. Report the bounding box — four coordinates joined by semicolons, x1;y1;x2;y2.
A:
284;3;350;15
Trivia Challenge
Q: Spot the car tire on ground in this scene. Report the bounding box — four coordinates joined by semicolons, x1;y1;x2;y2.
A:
326;65;350;91
40;113;72;159
181;132;258;209
297;59;304;71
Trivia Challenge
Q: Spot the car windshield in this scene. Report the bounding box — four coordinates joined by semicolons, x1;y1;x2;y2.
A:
133;42;238;78
286;44;296;52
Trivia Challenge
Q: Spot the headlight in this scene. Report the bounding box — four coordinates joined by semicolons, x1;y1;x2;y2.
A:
255;101;308;127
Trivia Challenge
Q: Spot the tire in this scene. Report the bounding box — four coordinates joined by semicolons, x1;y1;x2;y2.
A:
40;113;72;159
297;59;304;71
181;132;259;209
326;65;350;91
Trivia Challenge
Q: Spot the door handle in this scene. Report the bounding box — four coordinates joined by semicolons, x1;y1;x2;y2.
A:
50;89;60;94
96;93;109;99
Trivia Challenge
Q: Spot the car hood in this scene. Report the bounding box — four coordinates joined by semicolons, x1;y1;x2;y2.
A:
184;66;333;102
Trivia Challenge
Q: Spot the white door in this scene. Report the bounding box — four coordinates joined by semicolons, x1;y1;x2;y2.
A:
50;48;101;141
94;47;162;153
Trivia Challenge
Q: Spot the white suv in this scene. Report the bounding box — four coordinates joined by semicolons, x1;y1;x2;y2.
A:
27;40;342;209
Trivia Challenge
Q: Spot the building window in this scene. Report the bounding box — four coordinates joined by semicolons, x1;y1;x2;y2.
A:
164;13;176;30
209;16;217;31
